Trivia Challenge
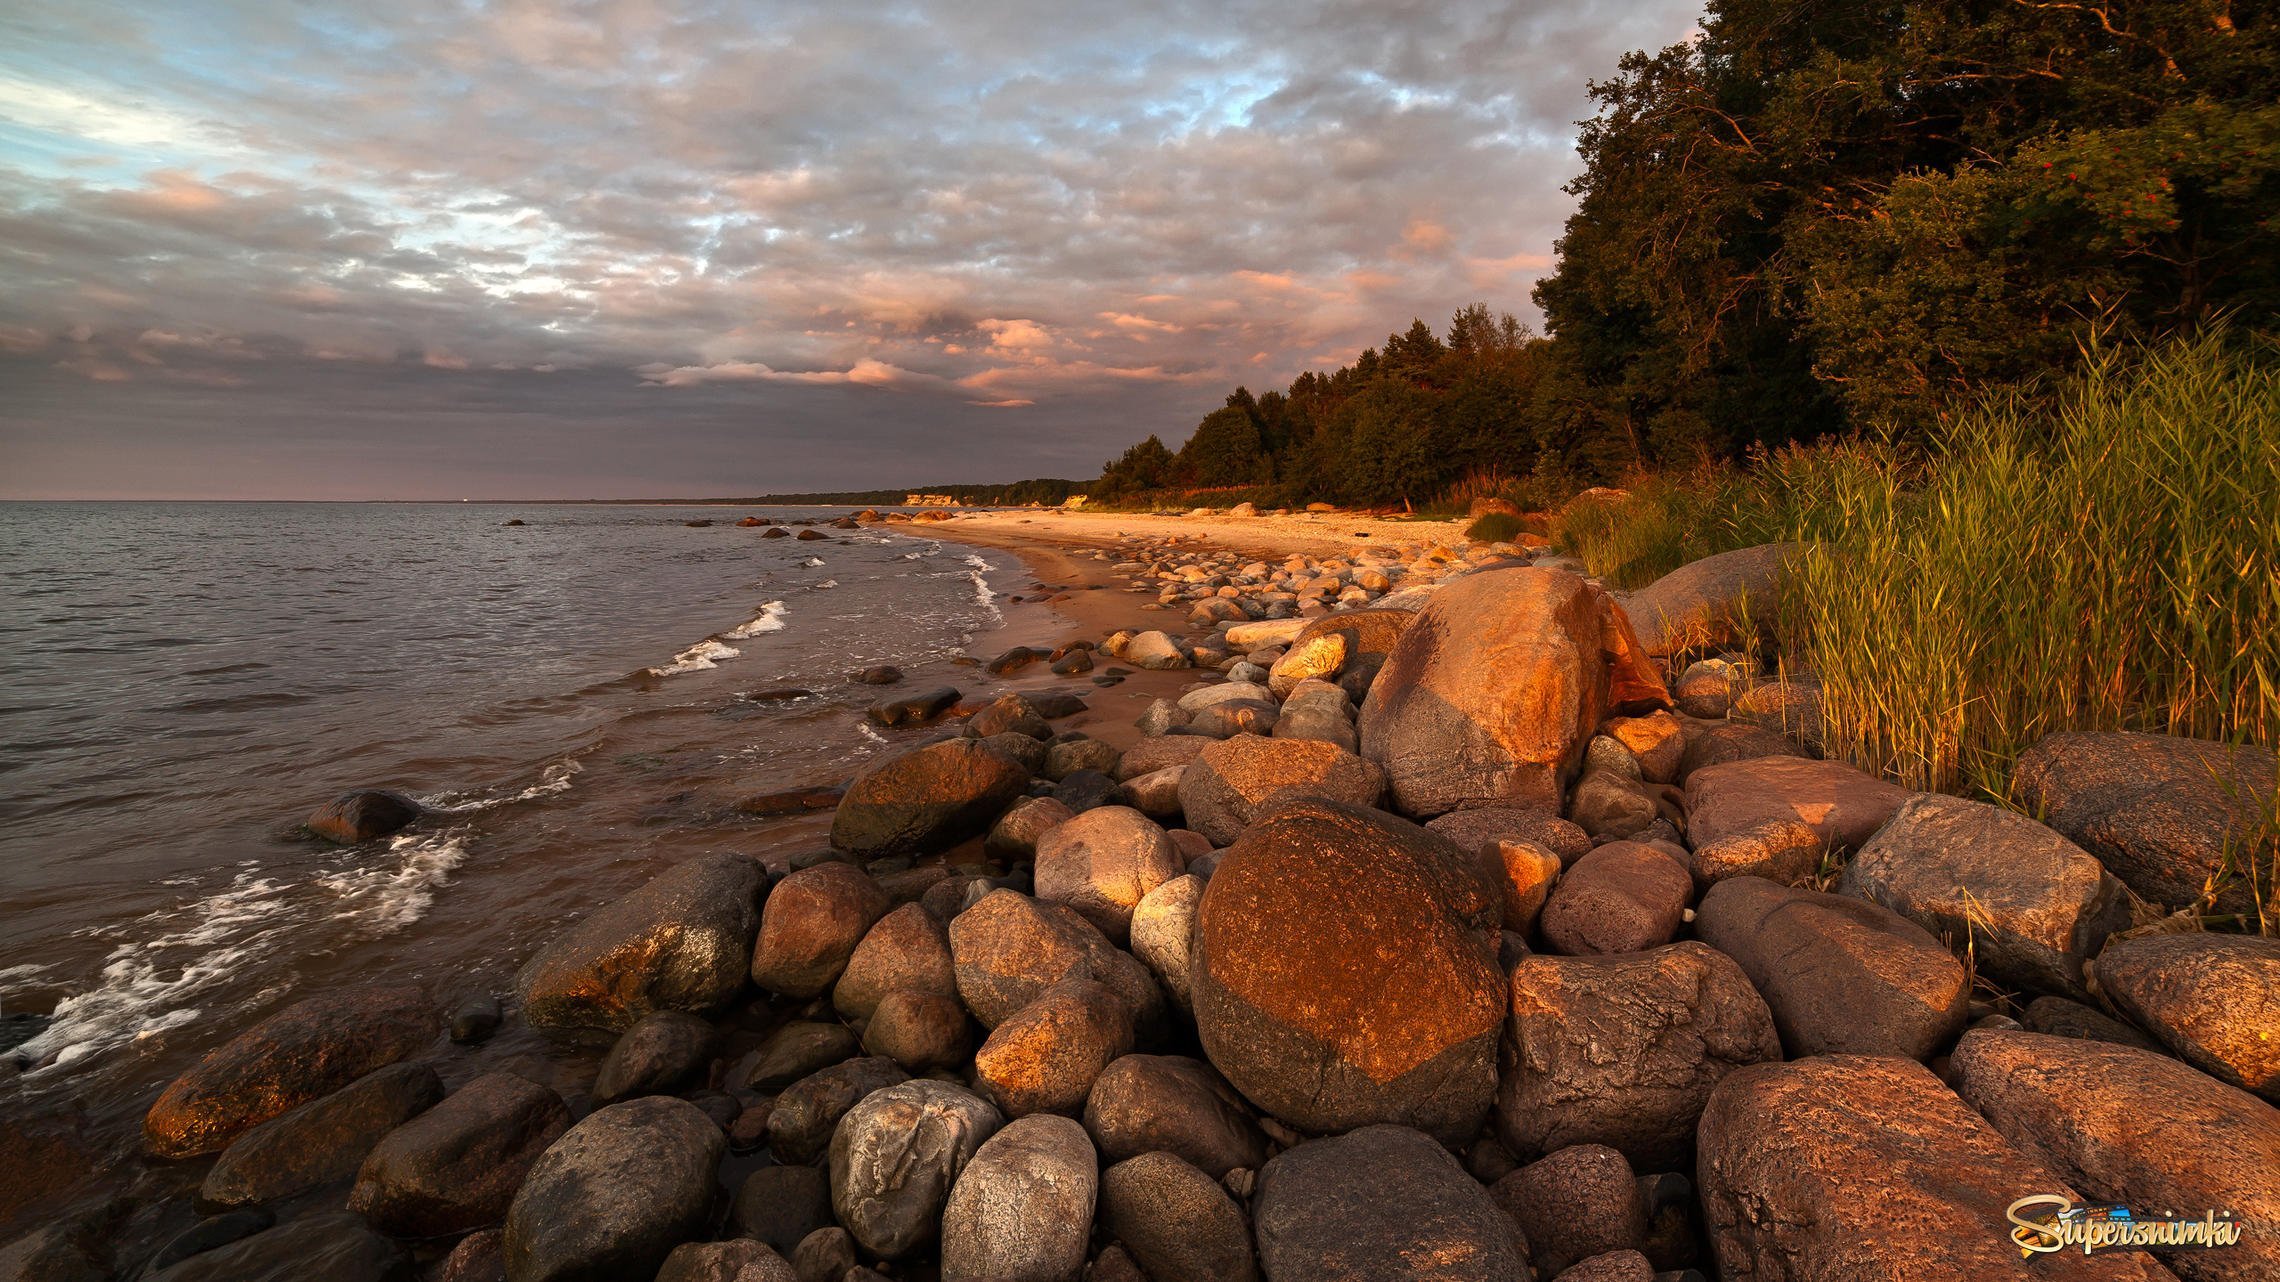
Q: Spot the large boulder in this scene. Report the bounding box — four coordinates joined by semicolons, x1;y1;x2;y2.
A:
1499;942;1779;1168
1255;1125;1530;1281
832;903;957;1025
830;739;1031;858
1192;798;1504;1144
1683;755;1913;853
144;985;439;1158
1032;806;1182;944
1952;1029;2280;1282
349;1071;571;1237
1694;877;1968;1060
939;1115;1098;1282
828;1080;1002;1260
2014;731;2276;918
1358;567;1668;818
1842;794;2133;997
1697;1055;2168;1281
750;862;891;998
198;1063;443;1209
948;890;1164;1032
2092;933;2280;1101
502;1097;725;1282
1616;543;1793;658
1175;737;1387;847
516;853;765;1032
1100;1152;1259;1282
1082;1054;1268;1178
974;980;1136;1117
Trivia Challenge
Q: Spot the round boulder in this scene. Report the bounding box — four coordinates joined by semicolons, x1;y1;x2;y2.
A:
502;1097;725;1282
515;853;765;1032
1255;1125;1529;1281
751;862;891;998
1032;805;1181;943
349;1071;571;1236
939;1115;1098;1282
829;1080;1002;1259
1176;736;1388;846
831;738;1032;858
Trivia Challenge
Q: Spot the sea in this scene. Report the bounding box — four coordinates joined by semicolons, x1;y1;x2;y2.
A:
0;501;1046;1210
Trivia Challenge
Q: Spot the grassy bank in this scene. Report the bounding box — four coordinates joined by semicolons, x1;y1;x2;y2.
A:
1556;332;2279;917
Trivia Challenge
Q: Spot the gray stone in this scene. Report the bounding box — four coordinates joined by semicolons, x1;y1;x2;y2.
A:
828;1080;1002;1259
939;1115;1098;1282
591;1011;714;1105
1255;1125;1529;1281
1101;1151;1259;1282
349;1071;571;1237
502;1097;725;1282
1083;1053;1268;1178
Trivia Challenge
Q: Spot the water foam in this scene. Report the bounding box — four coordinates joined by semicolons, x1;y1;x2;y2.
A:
315;829;470;931
800;556;825;568
650;638;739;675
963;553;1003;625
724;601;788;639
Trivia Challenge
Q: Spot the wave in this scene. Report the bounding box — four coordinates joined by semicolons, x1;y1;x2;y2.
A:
314;828;469;932
650;638;738;675
963;553;1002;625
420;756;582;814
800;556;825;568
724;601;789;639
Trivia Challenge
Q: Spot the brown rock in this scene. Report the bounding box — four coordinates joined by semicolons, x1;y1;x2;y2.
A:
833;902;957;1024
1100;1151;1259;1282
2092;933;2280;1101
1499;942;1779;1167
306;789;420;844
1674;718;1800;778
1255;1124;1530;1281
1602;711;1685;784
986;795;1073;859
1032;805;1182;943
197;1062;443;1210
1193;798;1503;1144
861;990;971;1070
1684;816;1822;889
1359;568;1669;818
974;979;1136;1117
1617;544;1793;658
769;1057;911;1165
2014;731;2276;917
515;852;765;1032
2020;995;2164;1053
1537;842;1691;955
1115;735;1210;780
1697;1055;2169;1281
590;1010;715;1105
347;1071;571;1236
1175;736;1387;846
1566;772;1664;841
1694;876;1968;1059
656;1240;797;1282
1843;794;2133;997
1951;1028;2280;1282
1490;1144;1645;1276
1684;755;1912;852
1082;1054;1268;1178
751;862;891;998
948;890;1164;1033
735;1021;857;1092
831;738;1032;858
143;985;438;1159
1427;806;1593;867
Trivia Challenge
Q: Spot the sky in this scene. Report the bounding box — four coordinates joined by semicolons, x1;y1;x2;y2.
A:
0;0;1702;499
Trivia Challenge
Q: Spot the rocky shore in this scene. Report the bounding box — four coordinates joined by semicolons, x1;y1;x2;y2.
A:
11;509;2277;1282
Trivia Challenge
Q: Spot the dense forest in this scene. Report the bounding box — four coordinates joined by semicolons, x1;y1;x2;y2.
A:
1091;0;2276;507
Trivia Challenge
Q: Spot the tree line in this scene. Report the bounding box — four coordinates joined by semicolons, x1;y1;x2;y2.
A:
1091;0;2276;507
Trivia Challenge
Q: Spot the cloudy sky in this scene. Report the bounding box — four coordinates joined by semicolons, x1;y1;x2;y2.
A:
1;0;1700;499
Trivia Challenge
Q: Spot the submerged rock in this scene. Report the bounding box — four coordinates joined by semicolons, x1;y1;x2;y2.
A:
144;1213;411;1282
306;790;421;844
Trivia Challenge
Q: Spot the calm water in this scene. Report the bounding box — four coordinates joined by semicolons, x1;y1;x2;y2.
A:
0;502;1038;1171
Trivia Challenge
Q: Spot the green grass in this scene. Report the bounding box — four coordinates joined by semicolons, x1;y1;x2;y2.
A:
1463;511;1528;543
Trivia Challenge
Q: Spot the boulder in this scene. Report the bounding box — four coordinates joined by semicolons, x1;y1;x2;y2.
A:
1115;735;1210;781
975;979;1136;1117
1184;699;1280;739
768;1057;911;1165
1683;755;1912;852
1675;719;1800;778
751;862;892;998
1490;1145;1645;1277
1565;772;1662;841
1549;1251;1652;1282
1617;543;1793;658
1032;806;1182;943
1426;806;1592;867
198;1063;443;1209
986;796;1073;859
730;1165;831;1254
143;1213;411;1282
1536;842;1690;956
1950;1028;2280;1281
2014;731;2277;917
948;890;1164;1032
1499;942;1779;1168
1684;816;1822;889
832;903;957;1025
1697;1055;2168;1281
1043;737;1120;781
789;1229;856;1282
1670;658;1745;719
1269;609;1417;698
1842;794;2133;997
831;739;1031;858
860;990;971;1070
502;1097;724;1282
144;985;440;1158
828;1080;1002;1259
1192;798;1504;1144
1082;1053;1268;1178
968;693;1051;740
1694;877;1968;1059
1255;1125;1530;1281
1359;568;1668;818
1176;736;1388;846
735;1021;857;1092
939;1116;1098;1282
2092;933;2280;1100
1112;764;1186;822
516;853;764;1032
590;1012;714;1105
307;790;421;844
1100;1152;1259;1282
866;686;959;727
1601;711;1685;784
1128;875;1204;1010
1051;769;1120;813
1180;681;1276;714
2020;995;2165;1053
1124;631;1190;670
349;1071;571;1236
1272;679;1358;751
656;1241;797;1282
981;732;1048;776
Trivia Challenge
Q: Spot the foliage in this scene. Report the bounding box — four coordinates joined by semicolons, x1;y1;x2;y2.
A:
1463;511;1528;544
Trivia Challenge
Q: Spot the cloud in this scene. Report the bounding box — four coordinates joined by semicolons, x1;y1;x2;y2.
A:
0;0;1707;498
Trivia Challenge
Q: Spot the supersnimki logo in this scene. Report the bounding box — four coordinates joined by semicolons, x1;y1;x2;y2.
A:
2007;1195;2245;1259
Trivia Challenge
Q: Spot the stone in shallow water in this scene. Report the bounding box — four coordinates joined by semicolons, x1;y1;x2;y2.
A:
515;852;764;1032
199;1062;443;1210
348;1071;571;1237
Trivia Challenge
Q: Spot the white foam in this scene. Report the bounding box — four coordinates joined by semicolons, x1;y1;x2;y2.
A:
814;579;838;590
420;756;583;814
800;556;825;568
856;721;888;745
650;638;739;675
511;757;582;802
724;601;788;639
12;875;290;1072
315;829;469;931
963;553;1003;625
